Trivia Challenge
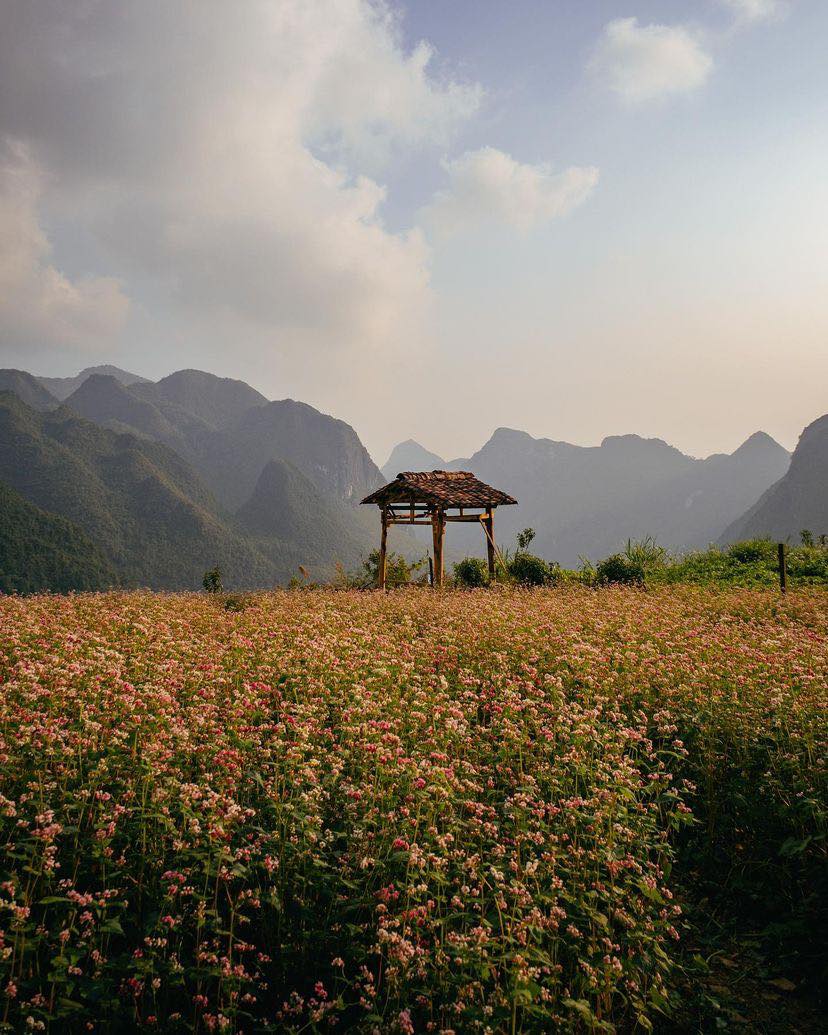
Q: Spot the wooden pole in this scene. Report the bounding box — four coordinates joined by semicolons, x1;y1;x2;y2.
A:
431;509;445;587
428;555;434;586
778;542;787;593
378;508;388;590
484;505;496;577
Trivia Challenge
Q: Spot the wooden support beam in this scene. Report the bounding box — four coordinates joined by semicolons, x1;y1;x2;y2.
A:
378;508;388;590
431;508;445;587
444;513;489;523
484;505;496;576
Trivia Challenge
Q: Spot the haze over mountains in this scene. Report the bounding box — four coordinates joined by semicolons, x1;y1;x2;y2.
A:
0;362;824;592
381;427;797;567
0;366;382;591
720;414;828;545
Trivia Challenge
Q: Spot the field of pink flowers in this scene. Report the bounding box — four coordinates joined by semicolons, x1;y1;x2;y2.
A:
0;586;825;1032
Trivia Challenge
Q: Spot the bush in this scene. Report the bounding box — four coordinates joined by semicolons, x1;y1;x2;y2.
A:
625;535;667;572
202;566;223;593
727;538;775;564
453;557;490;588
346;550;427;589
596;553;645;585
509;552;555;586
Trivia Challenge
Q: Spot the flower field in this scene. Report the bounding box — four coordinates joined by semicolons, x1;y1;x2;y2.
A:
0;587;825;1033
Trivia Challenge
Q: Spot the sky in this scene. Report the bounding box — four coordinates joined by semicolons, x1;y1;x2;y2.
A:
1;0;826;465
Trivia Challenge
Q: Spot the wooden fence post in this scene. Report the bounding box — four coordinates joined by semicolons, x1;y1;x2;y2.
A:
777;542;787;593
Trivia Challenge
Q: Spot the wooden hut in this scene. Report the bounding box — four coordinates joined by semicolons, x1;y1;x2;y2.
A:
361;470;517;589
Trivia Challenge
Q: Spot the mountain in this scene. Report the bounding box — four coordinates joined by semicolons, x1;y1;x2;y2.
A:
720;415;828;543
136;369;268;427
38;365;148;401
64;374;184;444
0;392;274;590
56;369;383;510
419;426;790;566
236;458;376;577
0;369;59;411
381;440;445;482
200;398;383;510
0;480;117;594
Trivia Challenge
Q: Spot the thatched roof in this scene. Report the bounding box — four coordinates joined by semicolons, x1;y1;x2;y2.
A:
361;470;517;508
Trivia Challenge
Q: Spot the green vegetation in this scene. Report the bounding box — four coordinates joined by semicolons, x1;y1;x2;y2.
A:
453;555;490;587
0;393;381;592
202;566;223;593
595;552;645;585
339;549;427;589
0;481;116;593
652;537;828;587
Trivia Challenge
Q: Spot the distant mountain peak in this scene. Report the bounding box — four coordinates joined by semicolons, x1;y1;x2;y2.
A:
37;365;146;401
731;430;788;457
600;433;676;452
77;365;148;384
381;439;445;482
0;369;59;411
720;412;826;543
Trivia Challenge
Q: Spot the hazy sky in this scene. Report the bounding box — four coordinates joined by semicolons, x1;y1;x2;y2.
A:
1;0;826;464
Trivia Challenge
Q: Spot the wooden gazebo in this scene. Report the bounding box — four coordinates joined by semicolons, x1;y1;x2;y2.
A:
361;470;517;589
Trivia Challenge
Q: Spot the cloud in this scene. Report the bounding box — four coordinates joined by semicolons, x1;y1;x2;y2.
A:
0;1;481;360
590;17;713;104
718;0;788;24
0;140;128;350
423;147;599;237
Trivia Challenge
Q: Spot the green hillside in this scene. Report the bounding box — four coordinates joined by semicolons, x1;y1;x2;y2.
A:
236;458;377;579
0;481;116;593
0;393;275;590
0;369;58;411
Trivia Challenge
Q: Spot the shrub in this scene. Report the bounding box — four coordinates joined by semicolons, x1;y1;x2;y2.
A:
516;527;536;551
202;566;223;593
596;553;645;585
453;556;490;588
509;552;554;586
727;538;775;564
349;550;427;589
625;535;667;572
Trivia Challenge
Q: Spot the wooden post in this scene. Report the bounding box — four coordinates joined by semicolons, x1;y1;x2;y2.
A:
484;506;496;576
378;508;388;590
778;542;787;594
431;509;445;587
428;555;434;586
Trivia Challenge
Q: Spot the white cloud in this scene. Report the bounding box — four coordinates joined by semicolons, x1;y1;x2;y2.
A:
0;1;481;360
590;17;713;104
0;140;128;350
718;0;788;24
423;147;599;237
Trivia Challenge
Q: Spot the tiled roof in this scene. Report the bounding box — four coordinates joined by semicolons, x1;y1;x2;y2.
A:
361;470;517;508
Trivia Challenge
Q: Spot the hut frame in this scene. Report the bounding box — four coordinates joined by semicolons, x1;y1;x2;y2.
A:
361;471;517;589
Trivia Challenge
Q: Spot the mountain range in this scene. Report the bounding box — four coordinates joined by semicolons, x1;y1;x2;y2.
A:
0;362;824;591
379;423;821;567
0;366;383;591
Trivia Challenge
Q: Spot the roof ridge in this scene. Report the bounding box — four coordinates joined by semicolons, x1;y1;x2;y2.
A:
361;469;517;507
